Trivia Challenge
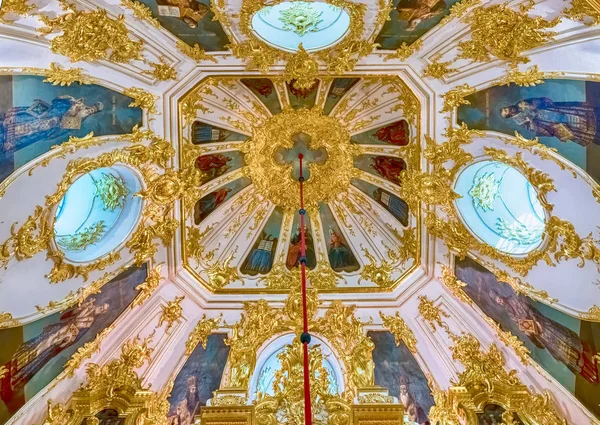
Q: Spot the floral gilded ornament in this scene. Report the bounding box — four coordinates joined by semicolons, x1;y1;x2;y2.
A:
38;0;143;63
56;221;106;251
418;296;450;332
94;173;129;211
563;0;600;25
121;0;161;27
379;311;417;353
158;296;185;331
438;264;471;305
278;2;323;35
185;314;223;354
496;65;561;87
123;87;158;114
43;63;96;86
469;172;500;211
422;59;456;79
458;2;560;66
132;263;164;308
0;0;34;23
143;58;178;81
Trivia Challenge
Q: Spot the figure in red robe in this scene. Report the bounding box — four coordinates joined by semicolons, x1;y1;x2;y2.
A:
374;120;409;146
194;187;232;224
370;156;406;184
195;153;232;180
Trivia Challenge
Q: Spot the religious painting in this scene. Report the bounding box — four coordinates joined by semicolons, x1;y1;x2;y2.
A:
195;151;244;183
137;0;230;51
0;265;147;425
375;0;461;49
319;203;359;272
286;80;319;109
193;177;251;225
352;119;411;146
286;212;317;270
167;334;230;425
352;179;409;226
191;121;248;144
477;404;524;425
354;154;407;185
323;78;360;115
241;78;282;115
240;207;283;276
369;331;434;425
0;75;142;183
457;79;600;183
455;256;600;418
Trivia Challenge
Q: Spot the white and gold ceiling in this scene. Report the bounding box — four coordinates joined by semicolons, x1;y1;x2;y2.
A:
0;0;600;424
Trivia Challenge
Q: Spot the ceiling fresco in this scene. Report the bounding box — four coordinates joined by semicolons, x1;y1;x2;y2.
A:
180;76;420;292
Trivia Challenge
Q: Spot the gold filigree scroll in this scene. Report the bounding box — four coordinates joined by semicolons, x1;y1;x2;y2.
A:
564;0;600;25
158;295;185;331
176;40;218;63
383;39;423;61
121;0;161;27
185;314;223;355
439;264;472;305
422;59;456;80
38;0;143;63
131;263;164;308
496;65;562;88
40;333;172;425
43;63;97;86
123;87;158;114
0;0;34;23
457;2;560;66
418;296;451;332
429;334;566;425
379;311;417;353
441;84;476;113
143;58;178;81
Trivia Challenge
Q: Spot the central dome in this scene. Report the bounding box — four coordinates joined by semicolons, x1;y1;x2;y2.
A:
251;1;351;52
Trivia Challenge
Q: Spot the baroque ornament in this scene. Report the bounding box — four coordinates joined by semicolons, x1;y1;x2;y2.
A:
39;0;144;63
158;295;185;331
55;221;106;251
278;2;323;35
43;63;97;86
379;311;417;353
185;314;223;355
458;2;560;66
94;173;129;211
0;0;35;23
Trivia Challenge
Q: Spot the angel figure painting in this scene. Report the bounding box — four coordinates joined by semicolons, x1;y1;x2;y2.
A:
458;79;600;182
455;256;600;419
0;75;142;183
0;265;147;425
167;334;230;425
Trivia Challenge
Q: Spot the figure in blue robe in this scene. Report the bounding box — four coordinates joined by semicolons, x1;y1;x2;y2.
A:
243;234;275;274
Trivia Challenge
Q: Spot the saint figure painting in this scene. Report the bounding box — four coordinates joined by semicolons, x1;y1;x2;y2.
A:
455;256;600;418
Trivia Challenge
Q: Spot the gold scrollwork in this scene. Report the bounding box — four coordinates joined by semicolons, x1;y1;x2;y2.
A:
158;295;185;331
38;0;144;63
379;311;417;353
441;84;476;113
121;0;161;27
563;0;600;25
131;263;164;308
123;87;158;114
185;314;223;355
383;39;423;62
143;58;178;81
0;0;35;23
495;65;562;88
422;59;456;80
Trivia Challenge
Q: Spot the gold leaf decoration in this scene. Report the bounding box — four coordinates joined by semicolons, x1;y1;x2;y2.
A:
496;65;561;87
458;2;560;66
61;325;115;380
418;295;450;332
43;63;96;86
422;59;456;79
586;305;600;322
131;263;164;308
0;0;35;23
176;40;217;63
439;0;480;24
206;252;239;289
563;0;600;25
441;83;476;113
482;316;530;365
121;0;161;27
39;2;143;63
360;248;396;288
439;264;472;305
123;87;158;114
0;366;7;380
158;296;185;331
0;312;20;329
383;39;423;61
143;58;178;81
185;314;222;355
380;311;417;353
285;44;319;90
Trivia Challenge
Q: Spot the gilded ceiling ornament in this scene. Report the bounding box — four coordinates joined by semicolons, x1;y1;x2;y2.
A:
185;314;223;355
357;393;394;404
0;312;20;329
176;40;218;63
211;394;248;406
482;316;530;365
205;252;239;289
438;264;472;305
587;305;600;322
379;311;417;353
241;107;360;211
383;39;423;61
399;170;460;212
500;132;578;178
418;295;450;332
38;0;144;63
181;84;214;125
185;225;213;263
94;173;129;211
308;261;344;289
278;2;323;35
285;44;320;90
158;295;185;331
0;0;35;23
360;248;396;288
563;0;600;25
123;87;158;114
120;0;161;27
0;206;52;267
143;58;178;81
457;2;560;66
469;172;500;211
261;263;300;289
422;59;456;79
43;63;97;86
429;333;567;425
60;325;115;381
131;263;164;308
56;221;106;251
496;65;561;87
440;83;476;113
439;0;480;24
47;251;122;283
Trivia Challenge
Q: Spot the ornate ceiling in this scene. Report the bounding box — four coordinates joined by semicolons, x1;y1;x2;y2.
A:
0;0;600;424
